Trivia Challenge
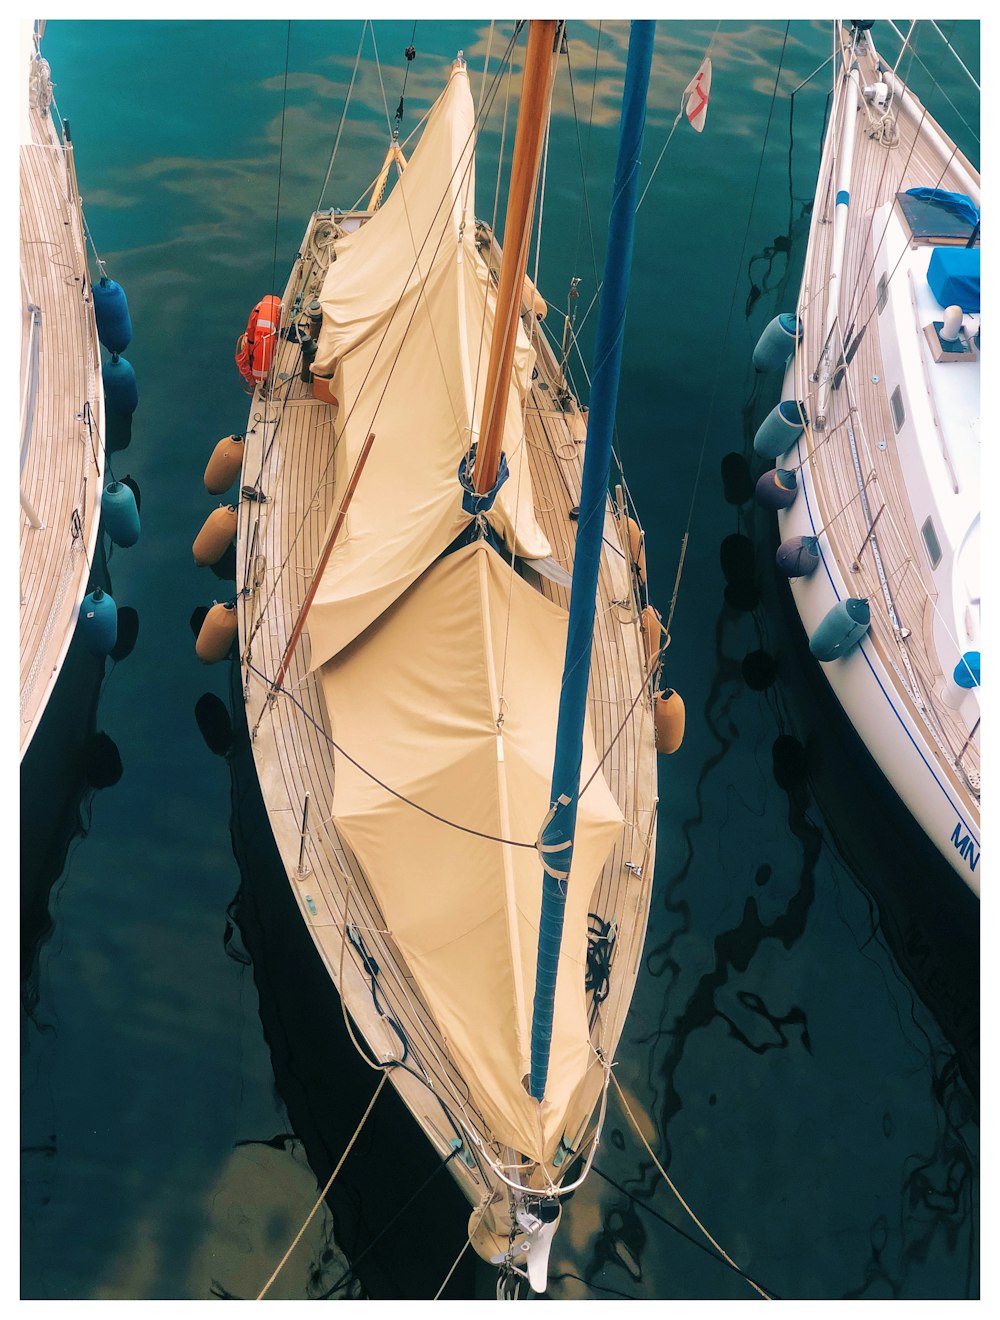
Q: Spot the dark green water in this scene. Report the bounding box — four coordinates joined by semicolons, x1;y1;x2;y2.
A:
21;19;980;1301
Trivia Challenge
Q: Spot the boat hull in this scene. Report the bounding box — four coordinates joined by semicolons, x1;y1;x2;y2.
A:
770;22;980;892
776;433;980;891
233;202;659;1274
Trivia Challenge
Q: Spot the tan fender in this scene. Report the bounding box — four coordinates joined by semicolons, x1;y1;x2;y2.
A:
203;434;245;495
195;601;238;663
193;505;237;566
654;688;685;754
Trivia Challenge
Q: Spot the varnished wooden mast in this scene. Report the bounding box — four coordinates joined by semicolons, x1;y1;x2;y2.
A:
474;19;559;495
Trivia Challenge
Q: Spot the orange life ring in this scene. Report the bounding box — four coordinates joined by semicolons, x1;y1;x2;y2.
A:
235;295;280;387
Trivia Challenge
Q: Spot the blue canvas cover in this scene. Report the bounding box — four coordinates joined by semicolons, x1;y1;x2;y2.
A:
927;246;981;314
905;188;979;227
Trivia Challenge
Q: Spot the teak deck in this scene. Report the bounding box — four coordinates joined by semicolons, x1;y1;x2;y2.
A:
235;211;658;1208
20;58;104;757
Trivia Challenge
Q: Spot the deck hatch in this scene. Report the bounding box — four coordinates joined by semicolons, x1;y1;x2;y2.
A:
921;516;942;569
889;385;905;433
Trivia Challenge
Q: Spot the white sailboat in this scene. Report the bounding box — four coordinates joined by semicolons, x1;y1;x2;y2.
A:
217;19;672;1293
754;20;980;891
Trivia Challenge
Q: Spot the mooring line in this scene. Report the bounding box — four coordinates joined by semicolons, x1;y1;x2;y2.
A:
255;1073;387;1300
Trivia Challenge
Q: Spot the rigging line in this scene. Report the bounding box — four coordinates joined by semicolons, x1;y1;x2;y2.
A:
478;20;495;115
839;134;961;367
788;51;836;97
396;19;418;119
548;1270;637;1301
579;668;650;800
890;19;918;78
885;19;979;147
318;1149;460;1299
316;22;366;212
637;21;721;217
836;33;941;340
255;1073;388;1300
576;24;722;343
245;660;536;849
340;95;439;216
929;20;980;91
564;33;601;290
472;28;514;417
270;22;292;300
672;21;791;557
433;1205;487;1300
369;22;394;137
590;1166;782;1298
607;1069;772;1301
250;32;522;631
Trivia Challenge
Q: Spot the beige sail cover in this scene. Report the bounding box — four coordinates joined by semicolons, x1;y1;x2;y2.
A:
308;62;550;671
319;542;624;1162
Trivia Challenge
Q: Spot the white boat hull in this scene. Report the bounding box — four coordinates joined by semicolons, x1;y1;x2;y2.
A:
777;435;981;892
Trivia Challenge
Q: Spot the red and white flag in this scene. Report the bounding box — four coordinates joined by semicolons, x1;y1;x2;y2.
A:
683;57;712;133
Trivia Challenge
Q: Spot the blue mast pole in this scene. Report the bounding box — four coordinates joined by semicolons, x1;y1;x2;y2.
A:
530;19;655;1101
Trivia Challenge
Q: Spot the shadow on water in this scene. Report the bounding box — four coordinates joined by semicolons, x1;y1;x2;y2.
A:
20;553;128;1009
219;662;481;1300
754;504;979;1103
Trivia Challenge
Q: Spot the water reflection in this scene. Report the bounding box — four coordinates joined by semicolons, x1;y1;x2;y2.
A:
195;693;234;757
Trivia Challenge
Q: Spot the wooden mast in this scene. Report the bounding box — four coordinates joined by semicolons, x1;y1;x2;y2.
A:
473;19;559;495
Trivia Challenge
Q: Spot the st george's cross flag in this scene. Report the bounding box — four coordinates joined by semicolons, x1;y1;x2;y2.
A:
683;58;712;132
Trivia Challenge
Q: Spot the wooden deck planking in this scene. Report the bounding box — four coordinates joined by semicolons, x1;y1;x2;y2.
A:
236;211;658;1202
20;97;104;755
